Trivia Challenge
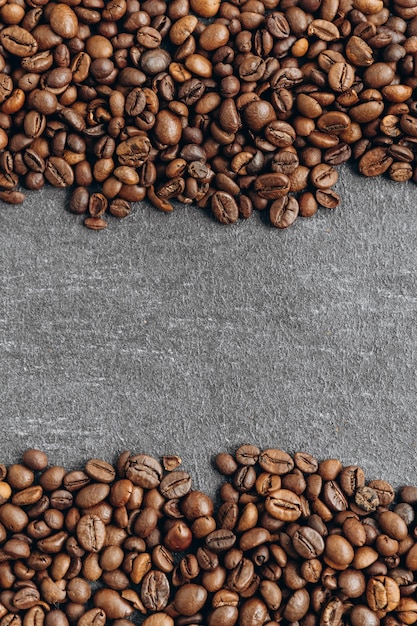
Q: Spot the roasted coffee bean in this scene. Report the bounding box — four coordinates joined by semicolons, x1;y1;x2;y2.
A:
44;157;74;188
77;515;106;552
359;148;394;177
206;529;236;552
0;26;38;57
141;570;170;611
293;526;325;559
174;583;207;616
265;489;302;521
259;449;294;474
124;455;162;488
316;189;340;209
160;472;192;499
109;199;132;218
211;191;238;225
94;589;134;619
254;173;290;199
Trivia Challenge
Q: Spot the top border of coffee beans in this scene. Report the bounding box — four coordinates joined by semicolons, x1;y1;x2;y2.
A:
0;0;416;231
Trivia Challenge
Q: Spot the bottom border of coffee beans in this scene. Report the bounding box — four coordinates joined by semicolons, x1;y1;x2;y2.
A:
0;446;416;625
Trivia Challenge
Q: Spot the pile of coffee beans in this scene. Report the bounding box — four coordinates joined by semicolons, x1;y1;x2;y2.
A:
0;0;416;229
1;446;417;625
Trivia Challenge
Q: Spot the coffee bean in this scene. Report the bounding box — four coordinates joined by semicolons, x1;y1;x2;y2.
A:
124;454;162;488
0;26;38;57
94;589;134;620
359;148;393;177
77;514;106;552
44;157;74;187
211;191;238;224
190;0;221;18
259;449;294;474
254;173;291;199
265;489;302;521
141;571;170;610
328;62;355;91
84;217;108;230
0;190;26;204
109;199;132;218
316;189;340;209
174;583;207;615
293;526;325;558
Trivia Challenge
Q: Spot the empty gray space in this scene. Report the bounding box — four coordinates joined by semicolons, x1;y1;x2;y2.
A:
0;164;416;496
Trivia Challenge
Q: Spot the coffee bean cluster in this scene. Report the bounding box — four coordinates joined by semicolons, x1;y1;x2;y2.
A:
1;447;417;625
0;0;416;228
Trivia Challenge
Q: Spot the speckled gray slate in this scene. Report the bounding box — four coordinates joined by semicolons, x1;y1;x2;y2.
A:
1;164;416;494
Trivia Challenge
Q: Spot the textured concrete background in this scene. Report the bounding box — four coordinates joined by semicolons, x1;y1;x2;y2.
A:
0;164;416;495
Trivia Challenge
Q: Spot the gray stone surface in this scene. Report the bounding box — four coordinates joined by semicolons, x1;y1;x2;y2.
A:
1;164;416;495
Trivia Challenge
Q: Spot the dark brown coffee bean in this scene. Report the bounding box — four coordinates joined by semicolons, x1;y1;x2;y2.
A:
292;526;325;559
315;189;340;209
94;589;134;620
0;26;38;56
328;62;355;92
310;163;339;189
206;529;236;552
159;472;192;499
141;570;170;611
254;173;290;199
294;452;319;473
242;100;276;132
116;137;151;167
346;35;374;65
44;157;74;187
124;455;162;488
174;583;207;616
359;148;393;177
339;466;365;496
259;449;294;474
211;191;238;224
265;489;302;521
109;199;132;218
265;120;296;147
125;88;146;116
77;515;106;552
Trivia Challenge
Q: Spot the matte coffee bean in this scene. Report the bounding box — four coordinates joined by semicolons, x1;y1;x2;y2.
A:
270;196;299;229
174;583;207;615
77;515;106;552
44;157;74;188
293;526;325;558
124;455;162;488
141;570;170;611
211;191;238;225
0;26;38;56
259;449;294;474
206;529;236;551
265;489;302;521
94;589;134;619
359;148;394;177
